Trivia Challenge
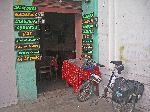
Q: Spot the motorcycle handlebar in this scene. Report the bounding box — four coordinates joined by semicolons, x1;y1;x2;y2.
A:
96;63;105;67
86;60;123;74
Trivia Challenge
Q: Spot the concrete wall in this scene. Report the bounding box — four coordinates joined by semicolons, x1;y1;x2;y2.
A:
0;0;18;108
98;0;150;111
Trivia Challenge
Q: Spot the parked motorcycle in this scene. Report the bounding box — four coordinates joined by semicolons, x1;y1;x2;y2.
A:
77;60;144;112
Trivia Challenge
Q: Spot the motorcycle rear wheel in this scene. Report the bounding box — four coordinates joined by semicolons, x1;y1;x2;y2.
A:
77;81;93;102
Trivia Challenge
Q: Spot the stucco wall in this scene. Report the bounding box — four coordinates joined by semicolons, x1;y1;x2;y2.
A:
98;0;150;111
0;0;17;108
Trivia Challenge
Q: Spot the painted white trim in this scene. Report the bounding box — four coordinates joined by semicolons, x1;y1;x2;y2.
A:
108;0;115;67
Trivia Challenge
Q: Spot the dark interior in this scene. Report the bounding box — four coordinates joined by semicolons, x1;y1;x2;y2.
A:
35;12;76;94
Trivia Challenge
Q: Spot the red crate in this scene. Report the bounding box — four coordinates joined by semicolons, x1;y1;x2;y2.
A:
62;59;101;93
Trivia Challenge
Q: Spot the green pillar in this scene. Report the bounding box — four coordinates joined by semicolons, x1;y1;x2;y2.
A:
13;0;37;101
82;0;99;62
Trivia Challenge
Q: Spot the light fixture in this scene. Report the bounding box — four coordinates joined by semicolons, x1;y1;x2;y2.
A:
85;0;91;3
59;0;62;3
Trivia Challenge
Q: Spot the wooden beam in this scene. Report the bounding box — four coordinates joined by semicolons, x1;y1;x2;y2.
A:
37;7;81;14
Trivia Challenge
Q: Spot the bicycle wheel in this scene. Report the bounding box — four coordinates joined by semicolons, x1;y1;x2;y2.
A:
77;81;93;102
112;97;136;112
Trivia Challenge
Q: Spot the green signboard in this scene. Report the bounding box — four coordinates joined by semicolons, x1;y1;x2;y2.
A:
15;38;39;43
15;44;40;50
82;39;93;43
14;12;38;17
16;55;41;62
18;31;37;37
82;24;94;29
14;25;39;30
17;50;40;55
14;19;38;24
13;5;38;11
82;29;94;34
82;12;94;19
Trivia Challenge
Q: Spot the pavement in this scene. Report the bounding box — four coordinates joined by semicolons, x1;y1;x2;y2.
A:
0;86;144;112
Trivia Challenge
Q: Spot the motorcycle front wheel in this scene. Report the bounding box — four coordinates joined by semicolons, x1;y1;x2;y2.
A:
77;81;94;102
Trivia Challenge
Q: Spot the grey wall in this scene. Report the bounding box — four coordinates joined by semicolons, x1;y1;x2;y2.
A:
0;0;17;108
98;0;150;111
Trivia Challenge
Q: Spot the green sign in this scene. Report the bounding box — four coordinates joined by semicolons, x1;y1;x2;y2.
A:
15;38;39;43
82;12;94;19
82;29;94;34
14;12;38;17
15;44;40;50
83;34;92;39
14;19;38;24
82;18;94;24
18;31;37;37
82;24;94;29
82;39;93;43
18;50;40;55
13;5;38;11
14;25;39;30
17;55;41;62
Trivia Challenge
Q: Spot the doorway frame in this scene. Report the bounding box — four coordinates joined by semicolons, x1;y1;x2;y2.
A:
34;4;82;97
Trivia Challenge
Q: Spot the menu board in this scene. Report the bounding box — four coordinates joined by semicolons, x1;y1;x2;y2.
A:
14;5;41;62
82;12;98;59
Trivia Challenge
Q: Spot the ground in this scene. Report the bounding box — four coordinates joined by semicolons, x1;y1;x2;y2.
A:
0;80;144;112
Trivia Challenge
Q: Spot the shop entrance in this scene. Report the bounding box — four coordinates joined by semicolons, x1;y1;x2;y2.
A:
35;12;76;94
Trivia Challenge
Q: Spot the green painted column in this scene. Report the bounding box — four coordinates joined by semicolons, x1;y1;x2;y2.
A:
13;0;37;101
82;0;99;62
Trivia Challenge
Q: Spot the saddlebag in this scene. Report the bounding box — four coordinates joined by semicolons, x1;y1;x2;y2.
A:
112;77;135;104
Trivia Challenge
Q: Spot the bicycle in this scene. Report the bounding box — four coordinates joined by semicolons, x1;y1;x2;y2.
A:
77;60;144;112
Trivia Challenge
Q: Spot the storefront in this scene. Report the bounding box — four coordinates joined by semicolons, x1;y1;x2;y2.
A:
0;0;98;107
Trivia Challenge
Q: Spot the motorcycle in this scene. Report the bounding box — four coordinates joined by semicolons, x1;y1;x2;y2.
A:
77;61;144;112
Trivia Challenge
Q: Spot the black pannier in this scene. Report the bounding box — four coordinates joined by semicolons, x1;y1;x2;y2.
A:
112;77;144;104
126;79;144;103
112;77;135;104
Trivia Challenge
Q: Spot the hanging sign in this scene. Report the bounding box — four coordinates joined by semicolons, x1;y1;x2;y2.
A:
17;50;40;55
82;18;94;24
82;24;94;29
13;5;38;11
82;29;94;34
14;19;38;24
15;44;40;50
83;34;92;39
15;38;39;43
82;39;93;43
14;25;39;31
18;31;37;37
17;55;41;62
82;12;94;19
14;12;38;17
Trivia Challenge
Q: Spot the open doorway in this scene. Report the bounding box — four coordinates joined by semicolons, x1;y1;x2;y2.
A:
35;12;76;94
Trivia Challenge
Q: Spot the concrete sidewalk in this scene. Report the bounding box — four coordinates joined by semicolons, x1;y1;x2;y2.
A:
0;87;143;112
